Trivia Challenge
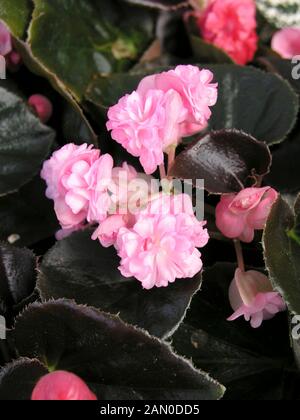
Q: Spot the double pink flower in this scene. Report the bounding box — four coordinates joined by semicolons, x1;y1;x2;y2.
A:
116;194;209;289
107;65;218;174
41;143;113;235
196;0;258;65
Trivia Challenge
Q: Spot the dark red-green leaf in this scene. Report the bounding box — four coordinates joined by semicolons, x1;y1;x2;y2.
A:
263;195;300;316
258;57;300;96
190;35;234;64
0;177;59;247
169;130;271;194
172;263;294;400
207;64;299;145
0;87;55;196
0;358;48;400
0;243;36;318
265;129;300;194
10;300;224;400
38;229;201;339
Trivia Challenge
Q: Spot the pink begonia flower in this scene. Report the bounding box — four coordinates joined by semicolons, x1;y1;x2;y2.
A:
0;20;12;56
92;214;131;247
31;371;97;401
109;162;138;210
116;194;209;289
137;65;218;136
92;163;154;247
216;187;278;243
41;143;113;231
86;154;114;223
197;0;258;65
228;268;286;328
271;28;300;59
28;94;53;123
107;88;185;174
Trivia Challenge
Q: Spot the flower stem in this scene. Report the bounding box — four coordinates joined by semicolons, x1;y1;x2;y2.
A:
234;239;245;272
159;163;167;180
167;147;176;176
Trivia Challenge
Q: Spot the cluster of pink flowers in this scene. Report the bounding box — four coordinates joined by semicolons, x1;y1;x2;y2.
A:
0;20;21;69
107;65;218;174
195;0;258;65
41;142;209;289
41;62;284;329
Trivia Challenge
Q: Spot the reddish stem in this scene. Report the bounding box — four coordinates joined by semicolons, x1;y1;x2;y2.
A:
159;163;167;180
234;239;245;272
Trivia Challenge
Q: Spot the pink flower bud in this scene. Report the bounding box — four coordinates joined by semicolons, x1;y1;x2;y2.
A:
7;50;22;67
227;268;285;328
31;371;97;401
216;187;278;243
28;94;53;123
271;28;300;59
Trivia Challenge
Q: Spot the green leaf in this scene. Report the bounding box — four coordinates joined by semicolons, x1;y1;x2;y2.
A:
169;129;271;194
0;243;36;319
172;263;295;400
0;358;48;400
207;64;299;145
258;57;300;96
0;87;55;196
0;0;32;39
61;100;98;146
185;14;234;65
263;195;300;371
26;0;155;101
263;195;300;315
38;229;201;339
190;35;234;64
0;177;59;247
10;299;225;400
84;73;145;120
265;130;300;194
